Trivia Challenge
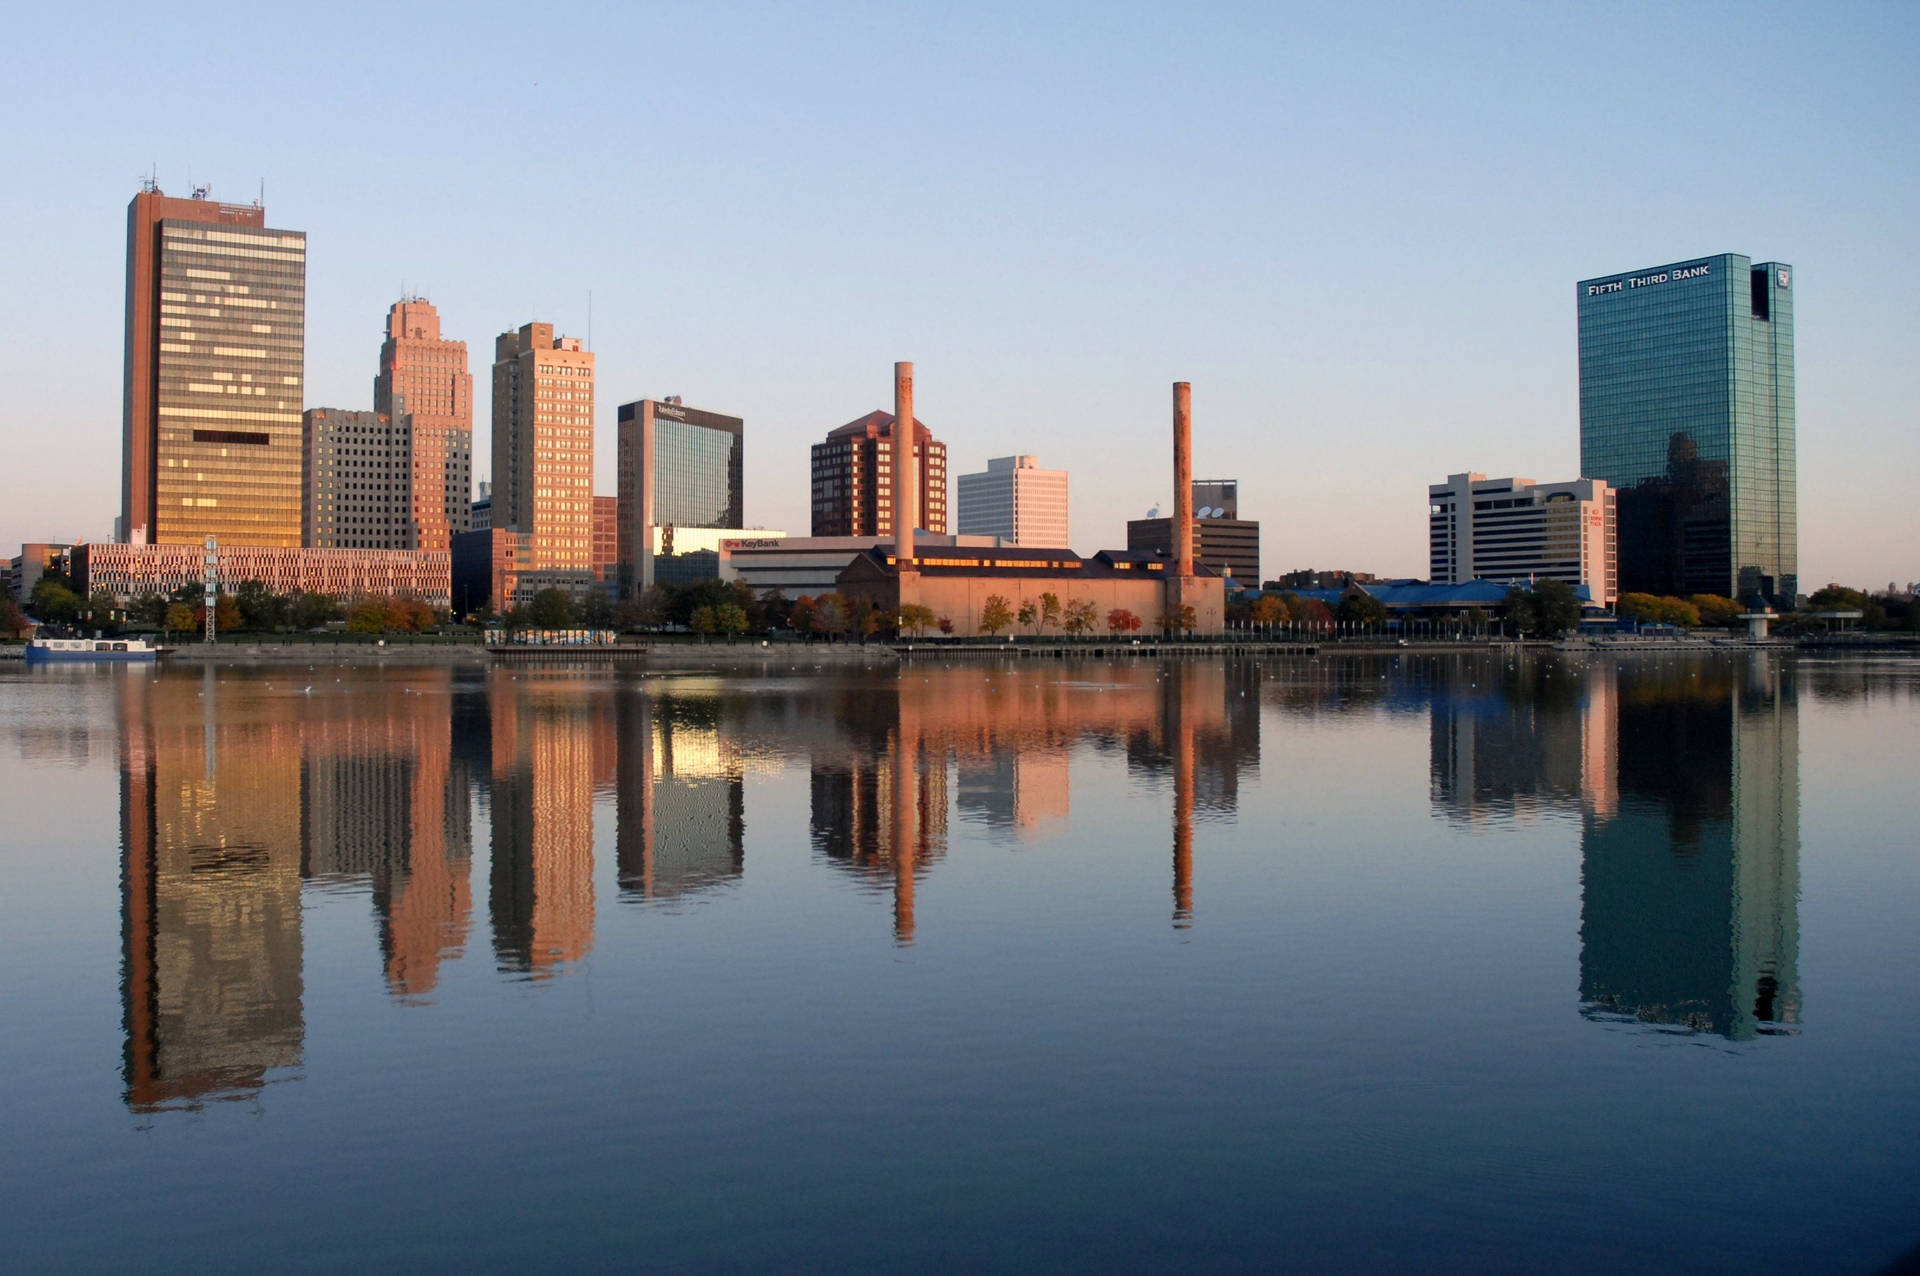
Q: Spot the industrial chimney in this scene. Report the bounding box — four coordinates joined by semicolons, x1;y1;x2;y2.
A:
894;361;916;565
1172;381;1194;578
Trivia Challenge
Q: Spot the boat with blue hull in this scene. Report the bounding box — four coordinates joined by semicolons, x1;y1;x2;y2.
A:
25;637;159;664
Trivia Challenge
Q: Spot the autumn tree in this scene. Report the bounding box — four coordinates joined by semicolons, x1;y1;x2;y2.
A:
1158;604;1197;634
788;595;819;636
813;593;850;640
1017;598;1039;634
896;603;937;638
1038;592;1063;634
1688;594;1742;627
1250;594;1288;628
1107;607;1142;634
1063;599;1098;635
979;594;1014;636
936;616;955;635
163;603;195;637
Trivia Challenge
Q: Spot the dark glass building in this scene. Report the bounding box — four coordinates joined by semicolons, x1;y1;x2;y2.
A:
616;397;744;592
1577;254;1796;605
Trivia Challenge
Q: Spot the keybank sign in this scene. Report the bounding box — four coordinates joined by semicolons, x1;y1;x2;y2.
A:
1586;262;1712;297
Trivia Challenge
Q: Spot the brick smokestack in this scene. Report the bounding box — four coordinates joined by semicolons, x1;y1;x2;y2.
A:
1172;381;1193;578
894;361;916;564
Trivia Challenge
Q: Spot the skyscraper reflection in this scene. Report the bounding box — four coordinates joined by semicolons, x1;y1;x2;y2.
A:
120;670;305;1111
614;689;746;903
1580;655;1800;1039
485;677;597;976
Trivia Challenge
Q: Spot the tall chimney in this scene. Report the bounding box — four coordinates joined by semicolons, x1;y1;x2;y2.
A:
1172;381;1194;578
894;361;916;565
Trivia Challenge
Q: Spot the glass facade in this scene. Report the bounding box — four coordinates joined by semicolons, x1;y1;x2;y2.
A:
654;417;742;528
151;219;307;546
1577;254;1795;605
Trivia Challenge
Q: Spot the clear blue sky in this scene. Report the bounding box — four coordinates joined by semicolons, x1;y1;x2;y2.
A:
3;1;1915;589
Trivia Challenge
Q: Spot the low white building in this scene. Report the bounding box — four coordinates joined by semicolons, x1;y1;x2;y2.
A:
1429;472;1617;606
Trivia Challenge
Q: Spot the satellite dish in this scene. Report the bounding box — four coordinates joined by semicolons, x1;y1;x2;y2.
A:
1147;506;1160;519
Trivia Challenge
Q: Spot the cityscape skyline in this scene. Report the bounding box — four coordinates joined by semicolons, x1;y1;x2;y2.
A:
3;6;1914;589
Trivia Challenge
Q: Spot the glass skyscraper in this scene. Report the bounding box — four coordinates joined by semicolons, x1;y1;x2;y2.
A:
1577;253;1796;605
615;398;744;592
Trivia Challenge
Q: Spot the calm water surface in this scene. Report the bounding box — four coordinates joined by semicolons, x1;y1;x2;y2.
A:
2;652;1916;1272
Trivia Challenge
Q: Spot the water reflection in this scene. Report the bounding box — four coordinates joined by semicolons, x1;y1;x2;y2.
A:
1419;651;1801;1039
109;651;1823;1109
1579;656;1801;1039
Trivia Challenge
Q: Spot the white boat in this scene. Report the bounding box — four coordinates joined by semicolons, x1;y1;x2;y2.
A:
24;637;159;664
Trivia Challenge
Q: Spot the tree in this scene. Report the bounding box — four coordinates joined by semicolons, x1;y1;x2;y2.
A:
896;603;937;638
289;591;340;631
1337;593;1387;629
1017;598;1039;634
28;579;81;625
1038;592;1063;634
1107;607;1142;634
131;592;167;626
937;616;954;635
689;605;717;640
527;587;575;629
788;595;819;637
1689;594;1741;627
195;595;241;633
615;587;669;632
0;596;29;639
86;590;122;635
1529;578;1583;637
234;579;289;632
576;591;615;630
1158;604;1197;634
1250;594;1288;629
749;589;789;635
1808;584;1869;613
979;594;1014;636
163;603;195;638
714;603;750;641
814;593;850;640
1063;599;1099;635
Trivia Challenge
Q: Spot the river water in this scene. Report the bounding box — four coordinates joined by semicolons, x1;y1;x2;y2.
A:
2;652;1915;1272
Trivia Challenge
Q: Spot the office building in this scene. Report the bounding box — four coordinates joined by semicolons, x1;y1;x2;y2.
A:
303;409;412;550
374;298;473;551
810;411;947;537
9;543;72;602
471;481;491;532
1578;253;1796;604
1428;472;1617;606
491;322;594;586
616;397;743;591
955;455;1069;547
720;531;977;600
75;542;450;607
592;496;618;597
121;183;306;548
1128;515;1259;587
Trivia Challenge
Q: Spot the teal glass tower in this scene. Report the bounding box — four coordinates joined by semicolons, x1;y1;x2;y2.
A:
1577;254;1796;605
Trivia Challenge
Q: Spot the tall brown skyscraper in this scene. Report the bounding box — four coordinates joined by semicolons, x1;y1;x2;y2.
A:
491;322;594;574
374;298;473;552
121;183;306;547
809;411;947;537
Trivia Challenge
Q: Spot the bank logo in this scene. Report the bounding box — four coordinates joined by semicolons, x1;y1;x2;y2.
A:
1778;268;1791;288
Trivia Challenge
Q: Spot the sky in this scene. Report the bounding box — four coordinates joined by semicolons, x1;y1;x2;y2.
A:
2;1;1915;590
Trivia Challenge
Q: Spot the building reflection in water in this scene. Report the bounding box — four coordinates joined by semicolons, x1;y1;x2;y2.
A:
484;677;597;977
121;668;306;1111
615;689;745;903
1580;654;1800;1039
115;659;1263;1105
1425;652;1801;1040
809;663;1256;939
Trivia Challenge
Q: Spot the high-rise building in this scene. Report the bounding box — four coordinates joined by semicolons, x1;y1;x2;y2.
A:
955;455;1069;547
121;184;307;548
302;409;412;549
615;397;743;592
1428;472;1617;606
592;495;618;597
1577;254;1796;605
491;322;594;579
1127;478;1258;584
374;299;473;551
809;411;947;537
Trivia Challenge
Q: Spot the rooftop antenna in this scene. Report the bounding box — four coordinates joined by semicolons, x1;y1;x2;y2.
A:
256;177;264;208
